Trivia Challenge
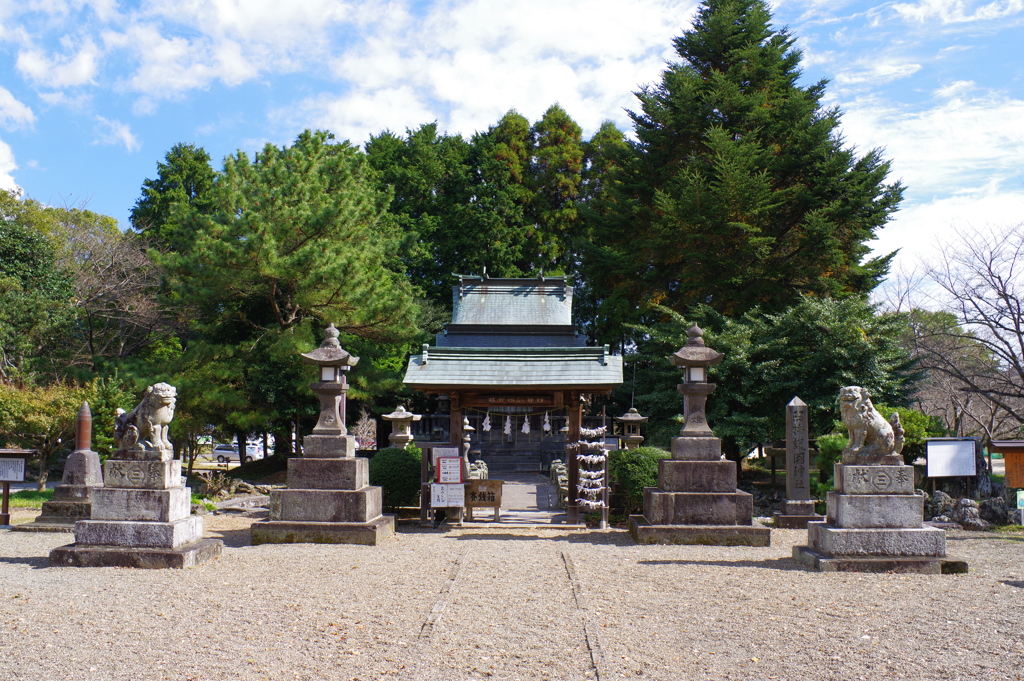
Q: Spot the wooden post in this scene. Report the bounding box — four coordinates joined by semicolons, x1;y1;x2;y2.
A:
567;391;582;525
450;392;463;448
0;481;9;526
420;446;431;527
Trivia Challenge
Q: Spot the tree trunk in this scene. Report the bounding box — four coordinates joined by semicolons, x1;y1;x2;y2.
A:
37;451;50;492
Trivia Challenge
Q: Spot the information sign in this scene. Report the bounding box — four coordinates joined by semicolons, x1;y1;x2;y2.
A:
431;483;465;508
926;439;977;478
0;458;26;483
437;457;463;483
432;447;460;471
1017;490;1024;510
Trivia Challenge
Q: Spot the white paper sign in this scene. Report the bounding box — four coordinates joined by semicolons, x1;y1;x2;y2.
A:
0;458;26;482
437;457;463;483
431;447;460;471
431;483;465;508
927;439;977;478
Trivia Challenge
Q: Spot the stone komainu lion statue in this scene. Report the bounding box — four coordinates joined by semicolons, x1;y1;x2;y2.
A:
114;382;177;460
839;386;905;465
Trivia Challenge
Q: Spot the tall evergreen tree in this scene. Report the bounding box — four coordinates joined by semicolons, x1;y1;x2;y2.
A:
584;0;903;340
130;142;217;247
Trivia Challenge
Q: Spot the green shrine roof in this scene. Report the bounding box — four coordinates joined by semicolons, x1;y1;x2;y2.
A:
403;345;623;390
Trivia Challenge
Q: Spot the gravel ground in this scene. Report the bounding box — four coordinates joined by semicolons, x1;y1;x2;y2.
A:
1;510;1022;681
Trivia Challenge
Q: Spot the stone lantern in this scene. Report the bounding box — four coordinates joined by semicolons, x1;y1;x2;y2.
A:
669;323;724;438
614;408;648;450
300;324;359;457
382;405;421;450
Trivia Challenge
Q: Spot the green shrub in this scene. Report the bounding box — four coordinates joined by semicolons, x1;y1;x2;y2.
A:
608;446;669;513
814;433;847;493
369;445;422;510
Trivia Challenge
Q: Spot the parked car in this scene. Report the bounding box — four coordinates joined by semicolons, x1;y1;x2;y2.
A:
211;443;262;464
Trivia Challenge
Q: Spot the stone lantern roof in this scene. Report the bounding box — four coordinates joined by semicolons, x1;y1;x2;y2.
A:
669;324;723;367
300;324;360;367
382;405;421;422
614;407;649;424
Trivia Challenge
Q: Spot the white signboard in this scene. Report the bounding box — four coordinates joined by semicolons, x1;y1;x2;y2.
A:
431;447;460;471
927;439;977;478
431;483;465;508
0;458;26;482
437;457;463;483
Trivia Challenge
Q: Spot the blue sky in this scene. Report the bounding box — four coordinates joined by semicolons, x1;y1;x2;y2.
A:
1;0;1021;275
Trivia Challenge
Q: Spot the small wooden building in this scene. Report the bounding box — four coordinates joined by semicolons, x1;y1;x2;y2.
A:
403;274;623;522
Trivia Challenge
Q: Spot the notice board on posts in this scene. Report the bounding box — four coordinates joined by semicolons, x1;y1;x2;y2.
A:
926;438;977;478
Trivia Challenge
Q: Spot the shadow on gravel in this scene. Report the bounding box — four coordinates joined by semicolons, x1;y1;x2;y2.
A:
204;527;253;547
638;557;806;572
444;531;636;547
1000;580;1024;588
0;555;50;569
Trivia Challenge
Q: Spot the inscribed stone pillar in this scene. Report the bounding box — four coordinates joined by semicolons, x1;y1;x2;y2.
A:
773;397;824;529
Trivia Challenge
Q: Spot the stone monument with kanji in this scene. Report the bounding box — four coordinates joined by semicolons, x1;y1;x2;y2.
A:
251;324;394;545
629;324;770;546
772;397;824;529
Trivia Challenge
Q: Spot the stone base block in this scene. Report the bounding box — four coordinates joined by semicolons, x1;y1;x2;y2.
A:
11;518;78;532
302;434;356;458
807;521;945;557
793;545;967;574
834;464;915;494
643;488;753;525
91;487;191;522
52;483;100;502
670;436;722;461
250;515;395;546
629;516;770;546
49;538;223;569
658;459;736;493
61;449;103;487
782;499;816;515
772;512;825;529
270;487;382;523
287;456;368;490
826;491;923;528
104;459;182;489
39;499;92;518
74;516;204;549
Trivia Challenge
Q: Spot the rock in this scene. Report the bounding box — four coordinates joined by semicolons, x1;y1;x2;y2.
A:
979;497;1010;525
951;498;991;531
926;490;954;519
190;503;209;516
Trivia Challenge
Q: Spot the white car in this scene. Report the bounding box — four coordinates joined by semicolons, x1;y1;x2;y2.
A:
212;443;261;463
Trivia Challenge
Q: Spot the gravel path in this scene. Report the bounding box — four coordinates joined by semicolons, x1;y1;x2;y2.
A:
1;512;1022;681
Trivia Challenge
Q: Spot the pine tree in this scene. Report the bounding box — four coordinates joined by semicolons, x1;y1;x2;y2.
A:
130;142;217;247
584;0;903;339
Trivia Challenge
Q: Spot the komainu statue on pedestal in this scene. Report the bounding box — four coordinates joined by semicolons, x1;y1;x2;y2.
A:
839;386;904;464
114;382;178;460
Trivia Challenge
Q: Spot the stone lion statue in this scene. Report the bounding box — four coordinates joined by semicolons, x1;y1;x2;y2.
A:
839;386;905;465
114;382;177;460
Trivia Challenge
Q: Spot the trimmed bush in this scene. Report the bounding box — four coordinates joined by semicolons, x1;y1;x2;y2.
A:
369;445;422;510
608;446;670;513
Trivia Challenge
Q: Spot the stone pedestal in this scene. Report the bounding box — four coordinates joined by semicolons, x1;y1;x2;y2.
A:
794;464;966;574
250;439;395;546
629;436;771;546
49;459;222;569
773;499;824;529
15;449;103;533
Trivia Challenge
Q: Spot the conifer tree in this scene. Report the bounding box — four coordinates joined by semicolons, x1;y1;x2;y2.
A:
584;0;903;339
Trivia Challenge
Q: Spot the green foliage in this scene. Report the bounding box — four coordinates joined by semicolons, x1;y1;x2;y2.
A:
583;0;903;340
130;142;217;246
8;488;54;507
815;433;847;476
619;297;917;458
608;446;669;513
0;382;88;490
368;446;422;510
872;403;946;465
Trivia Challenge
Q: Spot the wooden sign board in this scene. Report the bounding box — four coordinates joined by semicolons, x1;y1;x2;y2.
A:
0;457;27;483
466;479;502;508
1005;451;1024;489
430;483;465;508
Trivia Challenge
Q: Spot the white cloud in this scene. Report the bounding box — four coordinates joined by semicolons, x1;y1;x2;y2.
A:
0;87;35;130
93;115;139;151
16;38;99;87
892;0;1024;24
834;59;922;86
0;137;19;191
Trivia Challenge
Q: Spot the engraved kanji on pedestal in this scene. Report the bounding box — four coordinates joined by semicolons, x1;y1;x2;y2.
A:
50;385;222;569
629;324;770;546
251;324;395;545
773;397;825;529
